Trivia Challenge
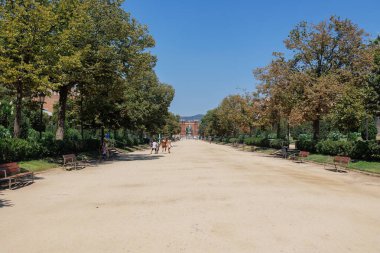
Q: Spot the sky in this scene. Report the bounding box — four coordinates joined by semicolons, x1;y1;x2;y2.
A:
123;0;380;116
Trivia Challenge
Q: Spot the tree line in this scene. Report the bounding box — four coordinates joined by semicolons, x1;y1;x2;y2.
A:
0;0;179;143
200;17;380;144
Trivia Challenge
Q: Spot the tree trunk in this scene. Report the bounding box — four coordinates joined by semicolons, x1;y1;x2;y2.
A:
287;121;290;145
276;121;281;139
365;116;369;141
101;127;105;146
13;82;23;138
80;95;84;140
55;85;69;140
312;119;320;141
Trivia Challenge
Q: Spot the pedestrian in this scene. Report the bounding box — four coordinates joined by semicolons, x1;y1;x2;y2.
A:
167;138;172;153
101;141;108;160
151;140;158;154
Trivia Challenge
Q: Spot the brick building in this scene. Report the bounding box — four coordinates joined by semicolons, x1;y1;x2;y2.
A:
180;120;200;138
43;91;60;116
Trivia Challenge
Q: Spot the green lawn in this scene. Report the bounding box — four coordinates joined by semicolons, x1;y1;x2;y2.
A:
19;159;59;173
349;161;380;174
305;154;380;174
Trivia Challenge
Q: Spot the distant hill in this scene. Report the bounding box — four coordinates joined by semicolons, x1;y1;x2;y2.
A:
181;114;204;121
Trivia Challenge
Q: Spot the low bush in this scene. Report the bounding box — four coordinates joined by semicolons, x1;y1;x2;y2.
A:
316;140;353;156
350;140;380;160
0;138;43;163
229;138;238;143
244;137;288;149
268;139;289;149
295;139;316;152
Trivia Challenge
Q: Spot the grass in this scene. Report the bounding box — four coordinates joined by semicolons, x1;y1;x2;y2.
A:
349;161;380;174
19;159;59;173
305;154;334;164
305;154;380;174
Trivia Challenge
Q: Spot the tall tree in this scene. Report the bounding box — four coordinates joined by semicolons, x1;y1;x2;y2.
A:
284;16;371;140
0;0;54;137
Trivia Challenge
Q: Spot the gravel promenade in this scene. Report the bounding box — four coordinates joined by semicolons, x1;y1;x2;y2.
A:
1;140;380;253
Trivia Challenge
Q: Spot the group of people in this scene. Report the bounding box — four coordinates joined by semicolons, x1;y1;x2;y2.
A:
150;138;172;154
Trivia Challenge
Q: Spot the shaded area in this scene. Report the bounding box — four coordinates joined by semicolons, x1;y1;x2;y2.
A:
0;192;13;208
115;154;164;162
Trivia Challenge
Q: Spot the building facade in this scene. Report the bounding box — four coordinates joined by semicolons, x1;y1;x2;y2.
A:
180;120;200;138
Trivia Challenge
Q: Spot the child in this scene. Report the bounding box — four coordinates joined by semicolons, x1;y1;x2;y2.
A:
151;140;158;154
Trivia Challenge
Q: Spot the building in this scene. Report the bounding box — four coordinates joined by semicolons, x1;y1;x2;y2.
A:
180;120;200;138
43;91;60;116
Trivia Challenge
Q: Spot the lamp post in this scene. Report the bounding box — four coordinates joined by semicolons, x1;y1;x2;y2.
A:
38;92;46;139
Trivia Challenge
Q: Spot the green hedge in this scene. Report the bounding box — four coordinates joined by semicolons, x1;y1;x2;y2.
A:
295;139;316;152
229;138;238;143
0;139;44;162
0;137;101;163
315;140;380;161
244;137;288;149
316;140;353;156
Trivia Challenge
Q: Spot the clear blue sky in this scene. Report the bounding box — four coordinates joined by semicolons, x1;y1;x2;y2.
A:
123;0;380;116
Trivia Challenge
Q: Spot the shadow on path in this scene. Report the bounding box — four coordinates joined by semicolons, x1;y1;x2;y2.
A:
98;153;164;165
0;192;13;208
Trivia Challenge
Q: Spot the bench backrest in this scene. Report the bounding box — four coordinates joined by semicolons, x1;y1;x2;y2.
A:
299;151;310;157
333;156;351;165
63;154;76;164
0;162;20;178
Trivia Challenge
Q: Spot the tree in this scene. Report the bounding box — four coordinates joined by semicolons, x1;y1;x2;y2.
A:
284;16;372;140
47;0;93;140
162;113;181;137
254;53;298;139
0;0;54;137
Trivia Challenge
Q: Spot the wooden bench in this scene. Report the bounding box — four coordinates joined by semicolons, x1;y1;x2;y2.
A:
333;156;351;172
62;154;86;170
0;162;34;189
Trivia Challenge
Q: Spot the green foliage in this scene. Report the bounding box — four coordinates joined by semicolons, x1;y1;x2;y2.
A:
295;139;316;152
229;138;238;143
347;132;361;142
0;125;11;139
0;138;43;162
326;131;346;141
359;117;378;140
350;141;380;160
243;136;288;149
316;140;353;156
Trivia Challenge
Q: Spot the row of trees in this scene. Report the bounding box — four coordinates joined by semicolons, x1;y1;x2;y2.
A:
200;17;380;142
0;0;177;142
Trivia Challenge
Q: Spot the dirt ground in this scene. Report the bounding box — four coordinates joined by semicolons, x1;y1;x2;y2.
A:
1;140;380;253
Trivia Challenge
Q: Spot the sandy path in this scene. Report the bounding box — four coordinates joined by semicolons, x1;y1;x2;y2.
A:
1;140;380;253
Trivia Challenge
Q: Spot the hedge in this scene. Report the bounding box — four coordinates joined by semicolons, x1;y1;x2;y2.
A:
244;137;288;149
315;140;380;161
316;140;352;156
0;138;101;163
295;139;316;152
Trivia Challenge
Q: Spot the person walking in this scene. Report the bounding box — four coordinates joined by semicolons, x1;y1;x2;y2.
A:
101;141;108;160
151;140;158;154
167;138;172;154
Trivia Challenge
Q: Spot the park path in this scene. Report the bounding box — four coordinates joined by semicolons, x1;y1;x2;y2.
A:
1;140;380;253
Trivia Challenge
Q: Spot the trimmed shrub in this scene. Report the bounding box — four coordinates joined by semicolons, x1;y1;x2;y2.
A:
316;140;353;156
347;132;361;142
229;138;238;144
0;138;43;163
295;139;316;152
268;139;289;149
327;131;345;141
350;140;380;160
244;137;288;149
